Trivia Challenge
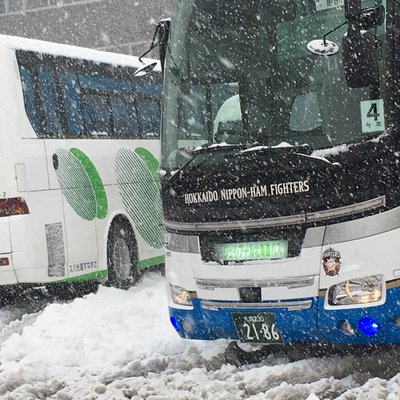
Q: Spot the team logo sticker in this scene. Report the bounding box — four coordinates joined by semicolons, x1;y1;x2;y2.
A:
322;248;341;276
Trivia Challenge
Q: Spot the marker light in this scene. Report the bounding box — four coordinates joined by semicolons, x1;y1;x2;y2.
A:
328;275;383;306
358;317;380;337
169;284;193;306
170;316;181;332
340;320;355;336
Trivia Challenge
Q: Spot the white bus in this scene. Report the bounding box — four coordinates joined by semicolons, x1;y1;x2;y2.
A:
159;0;400;345
0;35;164;295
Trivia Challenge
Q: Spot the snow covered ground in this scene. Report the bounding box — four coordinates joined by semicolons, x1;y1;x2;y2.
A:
0;273;400;400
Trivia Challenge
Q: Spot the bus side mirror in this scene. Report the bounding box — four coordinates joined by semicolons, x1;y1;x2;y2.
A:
134;61;158;77
158;18;171;73
342;3;384;88
136;18;171;75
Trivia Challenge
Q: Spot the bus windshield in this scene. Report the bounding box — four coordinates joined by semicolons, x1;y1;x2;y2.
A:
161;0;386;170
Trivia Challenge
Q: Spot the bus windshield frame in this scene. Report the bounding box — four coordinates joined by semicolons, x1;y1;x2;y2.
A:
161;0;387;171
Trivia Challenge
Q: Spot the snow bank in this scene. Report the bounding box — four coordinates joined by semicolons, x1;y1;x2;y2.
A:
0;273;399;399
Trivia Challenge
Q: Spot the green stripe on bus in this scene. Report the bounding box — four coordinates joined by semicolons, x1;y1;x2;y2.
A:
115;148;165;249
69;148;108;219
58;270;108;283
138;255;165;269
55;256;164;284
135;147;160;183
55;148;97;220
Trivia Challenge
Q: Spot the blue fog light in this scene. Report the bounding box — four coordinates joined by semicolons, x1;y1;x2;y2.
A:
170;316;181;332
358;317;380;337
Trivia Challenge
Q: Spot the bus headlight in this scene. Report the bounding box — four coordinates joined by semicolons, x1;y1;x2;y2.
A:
328;275;383;306
169;284;193;306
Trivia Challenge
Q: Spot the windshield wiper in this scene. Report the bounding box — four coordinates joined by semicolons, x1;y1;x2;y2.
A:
191;143;248;155
180;143;249;169
240;143;313;156
177;141;327;173
235;143;341;167
181;142;314;170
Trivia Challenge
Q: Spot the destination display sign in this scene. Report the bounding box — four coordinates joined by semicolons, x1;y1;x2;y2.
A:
214;240;289;262
183;180;310;205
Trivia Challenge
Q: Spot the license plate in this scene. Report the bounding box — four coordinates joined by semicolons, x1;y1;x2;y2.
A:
232;312;283;344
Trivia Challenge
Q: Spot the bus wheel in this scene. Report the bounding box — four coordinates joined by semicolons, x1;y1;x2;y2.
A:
107;219;139;289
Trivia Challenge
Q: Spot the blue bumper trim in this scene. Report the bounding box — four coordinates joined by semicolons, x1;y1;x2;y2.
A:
169;286;400;344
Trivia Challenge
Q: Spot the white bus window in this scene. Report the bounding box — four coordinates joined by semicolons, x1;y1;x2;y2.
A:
135;81;161;137
177;85;207;141
19;66;40;133
17;50;162;140
82;93;111;135
137;98;160;137
135;81;162;97
37;69;63;135
79;73;114;136
59;71;84;136
111;95;139;136
210;83;239;127
174;83;240;147
79;73;123;93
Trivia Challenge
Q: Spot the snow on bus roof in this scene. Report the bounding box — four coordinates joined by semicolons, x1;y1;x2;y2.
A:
0;34;161;71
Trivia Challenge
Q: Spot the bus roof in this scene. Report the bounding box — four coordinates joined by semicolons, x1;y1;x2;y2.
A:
0;34;161;71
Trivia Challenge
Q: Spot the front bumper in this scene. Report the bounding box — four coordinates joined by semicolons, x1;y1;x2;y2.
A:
169;285;400;345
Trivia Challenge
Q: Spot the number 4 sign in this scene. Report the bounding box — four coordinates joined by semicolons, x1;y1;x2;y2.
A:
361;99;385;133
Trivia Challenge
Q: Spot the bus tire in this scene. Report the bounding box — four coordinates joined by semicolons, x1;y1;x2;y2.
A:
106;218;139;289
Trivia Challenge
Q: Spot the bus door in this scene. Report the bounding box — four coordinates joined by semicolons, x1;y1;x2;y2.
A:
45;140;99;279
